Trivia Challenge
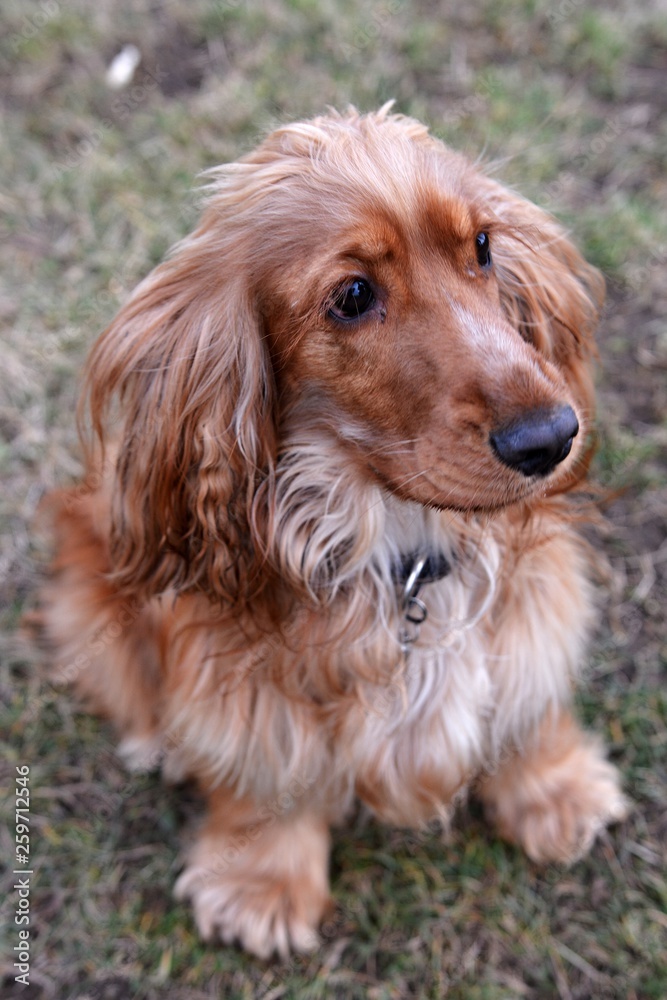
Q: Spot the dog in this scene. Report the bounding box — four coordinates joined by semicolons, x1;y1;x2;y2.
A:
41;105;627;958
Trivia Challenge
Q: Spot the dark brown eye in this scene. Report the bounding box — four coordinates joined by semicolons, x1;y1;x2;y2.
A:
476;232;492;269
329;279;375;321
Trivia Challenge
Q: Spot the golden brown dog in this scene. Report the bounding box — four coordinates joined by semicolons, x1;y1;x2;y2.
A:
42;106;627;958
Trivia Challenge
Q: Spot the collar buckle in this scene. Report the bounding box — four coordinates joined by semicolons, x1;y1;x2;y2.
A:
396;549;450;657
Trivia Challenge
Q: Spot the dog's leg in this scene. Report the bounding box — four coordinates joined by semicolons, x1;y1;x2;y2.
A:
39;491;163;763
478;710;627;863
175;787;331;958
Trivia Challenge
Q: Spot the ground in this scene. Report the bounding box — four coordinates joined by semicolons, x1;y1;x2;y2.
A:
0;1;666;998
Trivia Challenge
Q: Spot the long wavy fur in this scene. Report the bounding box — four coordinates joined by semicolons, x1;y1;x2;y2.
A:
40;106;625;959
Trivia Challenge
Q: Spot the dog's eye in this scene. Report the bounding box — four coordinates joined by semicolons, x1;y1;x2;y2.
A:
475;232;492;269
329;279;375;321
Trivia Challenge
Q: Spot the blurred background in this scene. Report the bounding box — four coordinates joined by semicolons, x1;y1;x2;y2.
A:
1;1;665;998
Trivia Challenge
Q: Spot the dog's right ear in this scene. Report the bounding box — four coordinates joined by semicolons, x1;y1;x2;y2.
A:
80;192;277;606
477;172;604;425
473;170;605;492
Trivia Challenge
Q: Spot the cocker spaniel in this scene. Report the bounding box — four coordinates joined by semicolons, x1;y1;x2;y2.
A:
42;105;627;958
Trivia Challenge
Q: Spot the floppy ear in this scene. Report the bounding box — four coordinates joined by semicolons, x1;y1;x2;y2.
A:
81;197;277;605
479;176;605;428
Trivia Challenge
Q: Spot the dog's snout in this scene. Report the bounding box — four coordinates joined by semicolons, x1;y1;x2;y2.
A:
490;405;579;478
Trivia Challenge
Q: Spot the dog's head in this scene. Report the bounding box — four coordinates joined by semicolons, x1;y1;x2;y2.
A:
83;106;603;601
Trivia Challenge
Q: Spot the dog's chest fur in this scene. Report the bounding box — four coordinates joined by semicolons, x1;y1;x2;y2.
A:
161;437;589;824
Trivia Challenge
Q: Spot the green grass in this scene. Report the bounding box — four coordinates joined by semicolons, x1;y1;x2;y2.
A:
1;1;666;998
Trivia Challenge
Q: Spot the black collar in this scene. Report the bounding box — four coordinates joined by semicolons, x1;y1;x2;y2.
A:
391;550;451;593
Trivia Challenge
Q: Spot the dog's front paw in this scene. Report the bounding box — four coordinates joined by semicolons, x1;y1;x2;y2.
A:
502;754;627;864
175;811;331;958
175;865;323;958
480;715;629;864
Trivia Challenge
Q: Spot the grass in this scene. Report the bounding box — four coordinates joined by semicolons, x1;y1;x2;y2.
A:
1;1;666;997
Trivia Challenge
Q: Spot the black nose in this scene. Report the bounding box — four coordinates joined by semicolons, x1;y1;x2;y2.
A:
490;405;579;478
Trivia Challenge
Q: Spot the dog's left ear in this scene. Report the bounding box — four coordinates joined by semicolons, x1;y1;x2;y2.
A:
481;178;605;425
